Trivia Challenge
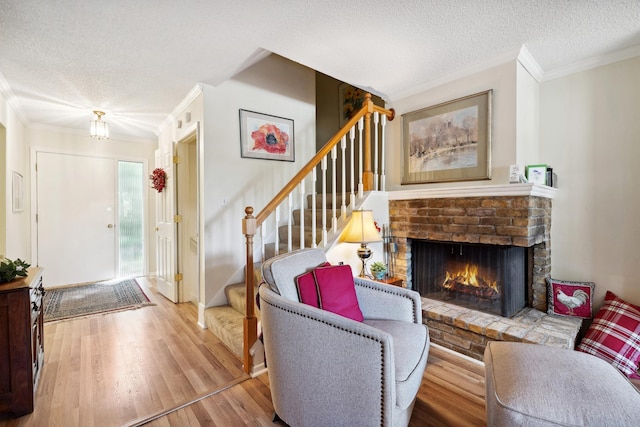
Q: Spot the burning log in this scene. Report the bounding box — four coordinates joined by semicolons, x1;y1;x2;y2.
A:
442;264;500;300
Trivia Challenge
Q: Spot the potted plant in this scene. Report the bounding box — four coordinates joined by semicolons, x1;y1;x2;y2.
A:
370;261;387;280
0;257;30;283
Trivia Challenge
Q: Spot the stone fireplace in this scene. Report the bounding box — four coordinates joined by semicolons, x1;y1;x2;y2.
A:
389;184;582;360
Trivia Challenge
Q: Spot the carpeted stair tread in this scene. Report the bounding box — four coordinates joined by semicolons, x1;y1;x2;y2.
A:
225;282;260;319
203;305;244;358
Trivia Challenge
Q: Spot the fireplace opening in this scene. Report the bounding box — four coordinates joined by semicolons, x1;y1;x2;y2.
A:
411;240;527;317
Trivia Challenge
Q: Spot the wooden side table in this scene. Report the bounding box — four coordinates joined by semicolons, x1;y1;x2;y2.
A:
376;276;403;287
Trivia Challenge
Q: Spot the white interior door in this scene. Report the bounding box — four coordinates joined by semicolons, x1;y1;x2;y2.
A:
37;152;116;287
154;148;178;302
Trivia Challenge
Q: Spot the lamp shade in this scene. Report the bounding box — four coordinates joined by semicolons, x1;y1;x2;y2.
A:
342;210;382;244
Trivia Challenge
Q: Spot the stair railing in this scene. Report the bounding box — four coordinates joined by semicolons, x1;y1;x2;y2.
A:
241;94;394;373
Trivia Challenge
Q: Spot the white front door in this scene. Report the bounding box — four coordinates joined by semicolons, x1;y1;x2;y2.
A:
37;152;116;287
154;148;178;302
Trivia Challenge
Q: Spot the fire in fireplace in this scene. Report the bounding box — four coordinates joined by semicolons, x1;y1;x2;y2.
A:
412;240;527;317
442;263;499;299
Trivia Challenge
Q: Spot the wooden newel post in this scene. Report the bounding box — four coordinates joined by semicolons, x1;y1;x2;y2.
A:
242;206;258;374
363;93;374;191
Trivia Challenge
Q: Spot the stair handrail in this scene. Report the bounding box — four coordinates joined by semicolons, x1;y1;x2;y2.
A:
241;93;394;373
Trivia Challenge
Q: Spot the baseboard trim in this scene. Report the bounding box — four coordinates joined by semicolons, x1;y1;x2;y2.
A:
431;342;485;367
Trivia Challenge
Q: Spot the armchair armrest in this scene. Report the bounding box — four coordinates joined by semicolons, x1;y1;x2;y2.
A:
259;286;396;426
354;277;423;324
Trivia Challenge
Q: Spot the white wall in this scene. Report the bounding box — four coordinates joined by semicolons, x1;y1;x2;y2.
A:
200;55;316;306
386;60;518;190
0;92;29;260
516;62;540;166
540;55;640;307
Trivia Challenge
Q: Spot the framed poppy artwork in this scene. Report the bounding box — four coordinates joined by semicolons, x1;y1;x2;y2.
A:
239;109;295;162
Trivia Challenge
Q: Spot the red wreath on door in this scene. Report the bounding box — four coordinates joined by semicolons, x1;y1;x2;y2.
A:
150;168;167;193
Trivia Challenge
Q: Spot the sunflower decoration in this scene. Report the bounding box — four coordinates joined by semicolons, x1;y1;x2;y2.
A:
251;124;289;154
342;87;365;121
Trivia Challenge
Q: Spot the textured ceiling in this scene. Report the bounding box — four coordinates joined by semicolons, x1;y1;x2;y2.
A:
0;0;639;140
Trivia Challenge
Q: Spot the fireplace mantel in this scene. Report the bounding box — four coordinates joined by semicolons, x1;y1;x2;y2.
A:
388;183;556;200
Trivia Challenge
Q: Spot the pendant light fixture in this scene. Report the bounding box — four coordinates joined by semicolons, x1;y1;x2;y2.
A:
90;110;109;140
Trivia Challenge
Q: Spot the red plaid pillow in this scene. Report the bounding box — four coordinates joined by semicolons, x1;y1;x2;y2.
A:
577;291;640;379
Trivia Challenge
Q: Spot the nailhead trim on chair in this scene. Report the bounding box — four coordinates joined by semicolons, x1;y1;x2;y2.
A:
355;280;419;322
262;297;387;426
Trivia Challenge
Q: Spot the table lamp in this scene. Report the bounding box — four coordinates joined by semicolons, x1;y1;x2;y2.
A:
342;209;382;278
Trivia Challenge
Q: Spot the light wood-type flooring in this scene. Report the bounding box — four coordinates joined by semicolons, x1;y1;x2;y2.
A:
0;277;486;427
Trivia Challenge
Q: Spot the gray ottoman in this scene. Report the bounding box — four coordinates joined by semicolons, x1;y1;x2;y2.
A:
484;341;640;426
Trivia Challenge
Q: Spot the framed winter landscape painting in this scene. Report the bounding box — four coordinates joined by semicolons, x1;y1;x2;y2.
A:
239;109;295;162
401;90;492;184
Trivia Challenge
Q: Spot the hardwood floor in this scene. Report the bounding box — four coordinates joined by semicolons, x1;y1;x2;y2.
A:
0;277;487;426
0;277;247;427
140;345;487;427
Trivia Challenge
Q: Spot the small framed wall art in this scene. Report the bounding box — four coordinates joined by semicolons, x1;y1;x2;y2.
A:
526;164;547;185
12;171;24;212
401;90;492;184
239;109;295;162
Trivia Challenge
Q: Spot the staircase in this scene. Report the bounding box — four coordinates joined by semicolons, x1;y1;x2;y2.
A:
203;193;348;361
209;93;394;374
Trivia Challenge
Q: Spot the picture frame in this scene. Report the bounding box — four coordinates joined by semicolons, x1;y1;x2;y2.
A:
401;90;492;184
239;109;294;162
12;171;23;212
338;83;366;127
526;164;547;185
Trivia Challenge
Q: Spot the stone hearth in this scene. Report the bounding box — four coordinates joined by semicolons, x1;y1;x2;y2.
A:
388;184;582;360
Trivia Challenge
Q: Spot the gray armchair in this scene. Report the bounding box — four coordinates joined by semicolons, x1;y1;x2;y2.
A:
260;248;430;427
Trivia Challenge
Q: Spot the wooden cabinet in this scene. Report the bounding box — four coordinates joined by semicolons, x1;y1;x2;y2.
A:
0;268;44;417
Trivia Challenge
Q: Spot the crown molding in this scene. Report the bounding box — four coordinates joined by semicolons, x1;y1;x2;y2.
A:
517;45;544;82
157;83;204;136
542;43;640;82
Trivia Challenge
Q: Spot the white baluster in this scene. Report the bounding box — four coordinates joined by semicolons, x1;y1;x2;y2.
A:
321;156;328;247
374;111;379;191
349;126;356;209
358;116;364;198
260;224;266;262
274;206;280;256
312;167;317;248
340;135;347;220
331;146;338;233
287;193;293;252
299;178;305;249
381;114;387;191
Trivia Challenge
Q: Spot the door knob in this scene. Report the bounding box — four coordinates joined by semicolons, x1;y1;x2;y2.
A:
107;224;114;229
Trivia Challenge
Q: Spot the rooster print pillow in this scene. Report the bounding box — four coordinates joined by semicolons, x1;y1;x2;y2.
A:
546;278;595;319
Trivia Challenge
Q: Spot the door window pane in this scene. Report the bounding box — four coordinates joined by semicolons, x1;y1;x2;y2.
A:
118;161;145;276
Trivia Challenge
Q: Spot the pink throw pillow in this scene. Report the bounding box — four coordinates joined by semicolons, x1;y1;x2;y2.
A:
577;291;640;379
312;264;363;322
295;262;330;308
